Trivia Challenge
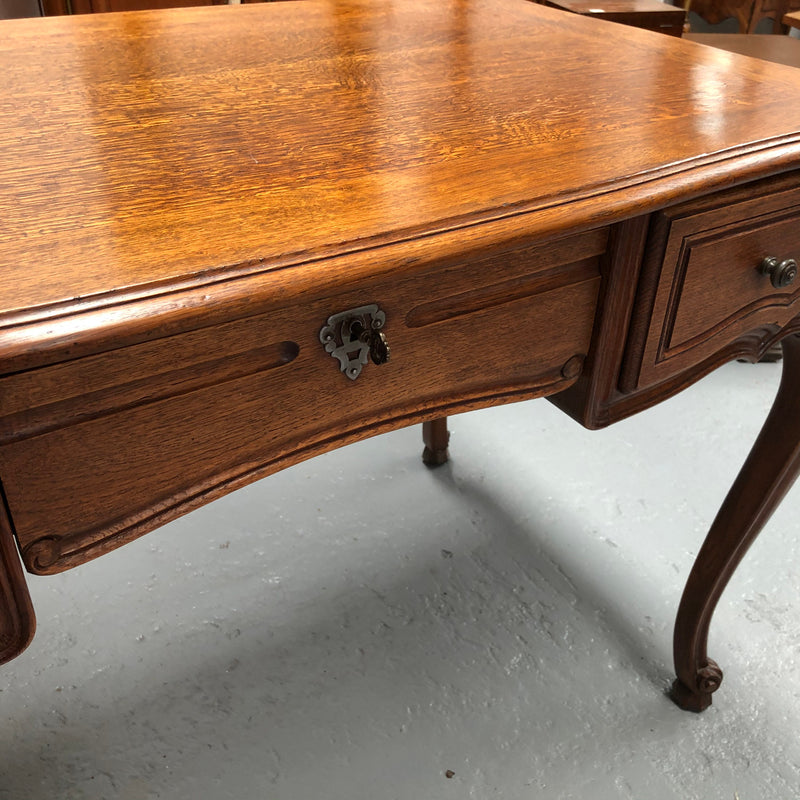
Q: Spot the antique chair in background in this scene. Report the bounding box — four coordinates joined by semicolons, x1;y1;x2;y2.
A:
684;0;800;33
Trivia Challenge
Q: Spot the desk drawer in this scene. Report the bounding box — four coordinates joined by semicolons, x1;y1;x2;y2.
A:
622;176;800;391
0;228;606;574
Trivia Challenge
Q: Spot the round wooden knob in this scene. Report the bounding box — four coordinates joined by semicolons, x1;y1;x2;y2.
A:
760;256;798;289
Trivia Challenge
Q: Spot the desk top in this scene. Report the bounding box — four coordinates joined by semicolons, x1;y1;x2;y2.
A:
686;33;800;69
3;0;800;347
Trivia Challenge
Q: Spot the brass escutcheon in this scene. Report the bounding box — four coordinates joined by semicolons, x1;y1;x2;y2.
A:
319;304;390;380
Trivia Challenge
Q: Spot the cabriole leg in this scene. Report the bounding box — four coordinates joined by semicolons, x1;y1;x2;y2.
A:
672;333;800;711
0;501;35;666
422;417;450;467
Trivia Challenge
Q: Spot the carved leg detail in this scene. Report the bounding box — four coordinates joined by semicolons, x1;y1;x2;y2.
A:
0;499;35;666
672;334;800;711
422;417;450;467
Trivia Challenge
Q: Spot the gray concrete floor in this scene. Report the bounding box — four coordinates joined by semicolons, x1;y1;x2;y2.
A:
1;360;799;799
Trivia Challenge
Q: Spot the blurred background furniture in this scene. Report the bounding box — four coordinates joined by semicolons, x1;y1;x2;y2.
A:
685;0;800;33
42;0;217;12
540;0;685;35
39;0;267;13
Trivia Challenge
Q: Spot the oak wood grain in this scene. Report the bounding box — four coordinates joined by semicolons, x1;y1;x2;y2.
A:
4;0;800;704
558;171;800;428
0;228;602;573
3;0;800;364
548;216;651;428
624;174;800;392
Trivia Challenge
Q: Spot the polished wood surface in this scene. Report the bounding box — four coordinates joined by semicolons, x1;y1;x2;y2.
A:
3;0;800;362
686;32;800;67
3;0;800;716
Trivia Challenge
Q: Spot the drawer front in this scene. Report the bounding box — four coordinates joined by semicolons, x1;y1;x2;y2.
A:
0;228;606;574
622;178;800;392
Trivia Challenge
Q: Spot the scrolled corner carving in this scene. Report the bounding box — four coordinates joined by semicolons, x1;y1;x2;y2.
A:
670;659;723;712
695;658;723;695
23;536;63;575
735;323;800;365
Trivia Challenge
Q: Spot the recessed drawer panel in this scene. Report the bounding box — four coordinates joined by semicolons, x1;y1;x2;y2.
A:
0;227;607;574
669;211;800;349
622;177;800;392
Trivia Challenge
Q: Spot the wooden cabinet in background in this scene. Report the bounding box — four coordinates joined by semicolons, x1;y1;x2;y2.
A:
40;0;268;15
686;0;800;33
541;0;685;36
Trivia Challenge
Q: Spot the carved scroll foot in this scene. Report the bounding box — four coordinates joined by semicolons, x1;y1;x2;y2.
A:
672;333;800;712
0;500;35;666
670;659;723;712
422;417;450;467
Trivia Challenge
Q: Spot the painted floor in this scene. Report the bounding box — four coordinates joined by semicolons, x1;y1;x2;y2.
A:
1;360;799;800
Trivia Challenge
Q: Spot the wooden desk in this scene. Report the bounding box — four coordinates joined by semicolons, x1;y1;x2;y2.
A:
2;0;800;716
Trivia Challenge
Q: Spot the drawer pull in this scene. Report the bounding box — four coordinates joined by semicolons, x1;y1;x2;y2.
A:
760;256;798;289
368;330;390;366
320;304;390;380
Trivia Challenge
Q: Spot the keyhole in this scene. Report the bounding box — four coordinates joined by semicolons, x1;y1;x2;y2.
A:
349;319;365;342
